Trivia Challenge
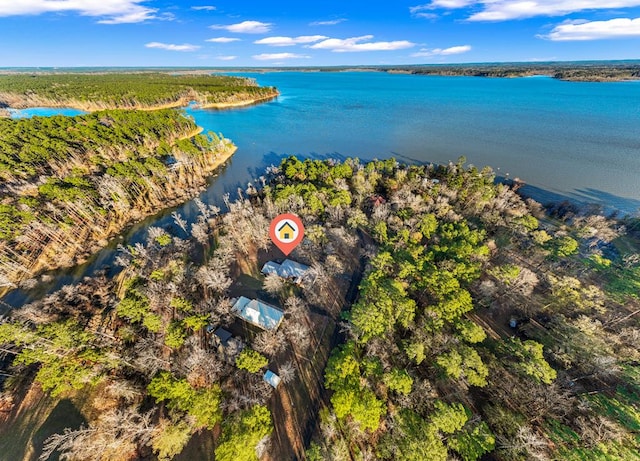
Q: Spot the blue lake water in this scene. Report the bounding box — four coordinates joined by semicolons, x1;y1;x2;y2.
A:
9;107;86;118
3;71;640;307
189;71;640;215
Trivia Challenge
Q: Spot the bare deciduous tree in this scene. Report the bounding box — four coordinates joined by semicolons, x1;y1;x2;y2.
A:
278;361;296;384
146;226;168;246
132;338;170;376
183;346;226;386
171;211;188;235
194;197;211;220
40;408;156;461
253;330;287;357
106;380;142;403
263;273;285;297
499;425;549;461
256;435;271;459
575;414;625;447
191;218;209;246
197;265;232;295
285;322;310;350
209;297;234;325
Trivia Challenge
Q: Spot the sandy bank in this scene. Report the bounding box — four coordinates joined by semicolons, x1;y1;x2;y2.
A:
0;89;280;113
198;90;279;109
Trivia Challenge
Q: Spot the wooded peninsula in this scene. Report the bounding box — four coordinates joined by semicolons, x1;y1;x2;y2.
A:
0;73;279;111
0;73;278;290
0;156;639;461
0;110;237;289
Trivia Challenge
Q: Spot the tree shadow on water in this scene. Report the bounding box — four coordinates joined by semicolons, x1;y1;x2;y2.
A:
516;182;640;217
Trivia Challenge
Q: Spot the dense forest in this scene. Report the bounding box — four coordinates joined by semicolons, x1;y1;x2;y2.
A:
0;73;278;110
0;157;638;460
0;109;236;288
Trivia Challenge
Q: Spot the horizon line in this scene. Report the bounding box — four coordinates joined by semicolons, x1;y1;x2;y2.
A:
1;58;640;70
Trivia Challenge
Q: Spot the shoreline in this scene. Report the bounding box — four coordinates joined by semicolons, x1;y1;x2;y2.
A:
0;135;237;298
198;91;279;109
63;141;237;265
213;66;640;83
0;89;280;113
2;65;639;83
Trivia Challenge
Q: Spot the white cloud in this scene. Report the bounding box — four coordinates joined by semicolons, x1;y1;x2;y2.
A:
206;37;241;43
310;18;347;26
254;35;327;46
211;20;272;34
471;1;640;21
414;12;439;19
217;55;237;61
412;45;472;57
410;1;640;22
310;35;415;52
192;5;217;11
0;0;162;24
542;17;640;40
410;0;474;14
252;53;311;61
145;42;201;52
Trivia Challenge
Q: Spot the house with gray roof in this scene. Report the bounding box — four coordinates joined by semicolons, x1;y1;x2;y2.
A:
260;259;310;285
231;296;284;331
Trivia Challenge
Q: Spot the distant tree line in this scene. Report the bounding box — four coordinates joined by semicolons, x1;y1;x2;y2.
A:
0;73;278;109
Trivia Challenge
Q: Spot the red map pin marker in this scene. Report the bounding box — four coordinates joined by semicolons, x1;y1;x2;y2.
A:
270;213;305;256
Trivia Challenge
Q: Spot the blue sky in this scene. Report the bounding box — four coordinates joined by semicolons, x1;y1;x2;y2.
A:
1;1;640;66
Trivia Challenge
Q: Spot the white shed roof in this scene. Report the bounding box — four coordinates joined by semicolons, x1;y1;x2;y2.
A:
264;370;281;388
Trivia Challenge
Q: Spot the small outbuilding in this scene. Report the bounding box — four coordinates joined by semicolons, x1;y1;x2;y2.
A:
213;327;233;347
264;370;281;389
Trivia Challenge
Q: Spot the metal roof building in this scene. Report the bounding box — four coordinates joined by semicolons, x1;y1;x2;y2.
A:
231;296;284;331
260;259;310;284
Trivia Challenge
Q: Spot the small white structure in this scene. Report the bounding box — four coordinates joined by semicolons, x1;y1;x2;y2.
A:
260;259;310;285
264;370;281;389
231;296;284;331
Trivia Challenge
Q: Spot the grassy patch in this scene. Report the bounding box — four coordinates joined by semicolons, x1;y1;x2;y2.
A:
0;392;86;461
605;265;640;300
588;390;640;433
556;442;640;461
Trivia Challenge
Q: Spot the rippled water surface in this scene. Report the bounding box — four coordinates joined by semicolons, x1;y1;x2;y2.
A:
4;71;640;307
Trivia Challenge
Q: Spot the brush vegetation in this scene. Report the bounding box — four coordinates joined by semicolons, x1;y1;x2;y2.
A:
0;109;236;288
0;157;638;460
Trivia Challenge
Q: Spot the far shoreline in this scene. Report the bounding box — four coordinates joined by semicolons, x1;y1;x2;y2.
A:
2;63;640;83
